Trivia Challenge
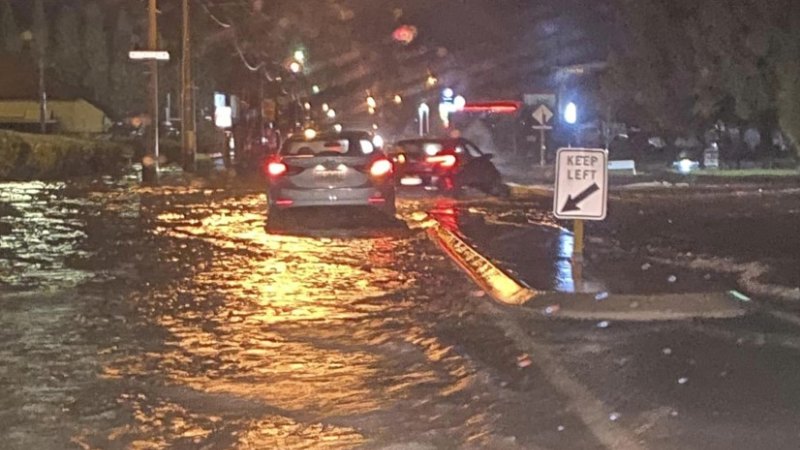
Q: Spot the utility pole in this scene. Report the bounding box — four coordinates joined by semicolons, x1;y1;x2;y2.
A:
37;52;46;134
181;0;196;172
142;0;160;184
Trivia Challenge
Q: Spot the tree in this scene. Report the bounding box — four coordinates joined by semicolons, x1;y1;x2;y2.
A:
109;8;143;117
32;0;47;57
0;0;20;53
82;2;109;106
603;0;699;137
772;4;800;155
53;5;84;91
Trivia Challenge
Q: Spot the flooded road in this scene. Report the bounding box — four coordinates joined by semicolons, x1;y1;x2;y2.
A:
0;180;603;449
3;178;800;449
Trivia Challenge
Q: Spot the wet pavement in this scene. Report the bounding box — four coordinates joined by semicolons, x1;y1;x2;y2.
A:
2;177;800;449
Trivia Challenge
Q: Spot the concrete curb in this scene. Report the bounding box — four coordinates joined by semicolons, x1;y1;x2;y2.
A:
426;224;537;306
426;214;748;321
507;183;552;198
531;292;747;321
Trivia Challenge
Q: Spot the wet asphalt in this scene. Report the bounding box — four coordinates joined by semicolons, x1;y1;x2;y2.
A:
1;177;800;449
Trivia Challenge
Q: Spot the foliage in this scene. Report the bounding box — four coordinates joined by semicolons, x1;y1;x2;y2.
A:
53;5;84;91
32;0;47;57
0;130;130;180
0;0;20;53
605;0;800;156
110;8;144;118
81;2;109;109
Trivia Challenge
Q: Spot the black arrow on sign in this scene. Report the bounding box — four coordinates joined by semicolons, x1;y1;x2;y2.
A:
561;183;600;213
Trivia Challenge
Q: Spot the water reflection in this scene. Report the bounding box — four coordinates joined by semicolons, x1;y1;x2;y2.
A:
0;181;138;290
555;229;576;292
100;191;487;448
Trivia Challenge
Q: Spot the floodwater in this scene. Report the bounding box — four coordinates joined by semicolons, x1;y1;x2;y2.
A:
0;179;593;449
5;178;799;450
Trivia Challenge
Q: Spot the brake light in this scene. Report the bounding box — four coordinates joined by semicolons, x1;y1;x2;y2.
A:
369;158;393;177
426;154;457;168
266;161;287;177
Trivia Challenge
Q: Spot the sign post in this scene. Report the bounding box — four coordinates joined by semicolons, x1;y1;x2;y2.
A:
525;94;556;166
554;148;608;287
129;1;169;184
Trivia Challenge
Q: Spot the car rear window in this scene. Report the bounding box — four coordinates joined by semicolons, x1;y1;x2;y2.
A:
282;139;351;156
395;142;443;156
281;136;379;157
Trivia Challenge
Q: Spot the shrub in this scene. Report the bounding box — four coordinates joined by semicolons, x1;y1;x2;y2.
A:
0;130;131;180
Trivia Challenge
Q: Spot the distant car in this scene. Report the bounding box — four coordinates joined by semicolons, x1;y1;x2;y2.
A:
265;130;396;219
389;138;508;196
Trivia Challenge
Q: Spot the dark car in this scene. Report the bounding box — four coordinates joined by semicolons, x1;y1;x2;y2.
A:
389;138;508;196
265;130;396;219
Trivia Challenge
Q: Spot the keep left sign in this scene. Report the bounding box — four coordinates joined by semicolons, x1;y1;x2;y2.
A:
554;148;608;220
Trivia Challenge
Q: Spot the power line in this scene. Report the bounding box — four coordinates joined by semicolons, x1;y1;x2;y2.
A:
200;1;231;28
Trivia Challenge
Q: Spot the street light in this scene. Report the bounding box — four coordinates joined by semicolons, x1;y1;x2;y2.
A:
426;74;438;87
289;61;302;74
564;102;578;125
327;108;336;119
418;103;430;136
393;94;403;105
293;49;306;64
366;95;377;109
454;95;466;111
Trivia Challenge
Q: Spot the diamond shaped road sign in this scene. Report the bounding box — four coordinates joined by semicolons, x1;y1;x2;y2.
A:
532;104;554;125
554;148;608;220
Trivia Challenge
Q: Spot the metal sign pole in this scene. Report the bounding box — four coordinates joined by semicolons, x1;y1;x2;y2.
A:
181;0;196;173
142;0;160;184
573;219;584;261
553;147;608;292
539;127;546;166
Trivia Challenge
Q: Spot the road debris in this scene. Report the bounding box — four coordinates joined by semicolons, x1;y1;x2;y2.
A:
543;305;561;316
667;275;678;283
596;321;610;329
678;377;689;385
728;290;751;303
662;348;673;355
595;291;609;301
516;354;533;368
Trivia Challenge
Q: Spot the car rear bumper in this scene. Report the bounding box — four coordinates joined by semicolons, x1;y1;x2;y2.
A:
268;186;394;209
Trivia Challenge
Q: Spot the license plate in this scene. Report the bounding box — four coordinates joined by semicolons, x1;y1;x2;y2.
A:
315;170;344;182
401;176;423;186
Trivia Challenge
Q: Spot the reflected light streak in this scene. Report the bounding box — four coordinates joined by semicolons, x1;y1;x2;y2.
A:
555;230;575;292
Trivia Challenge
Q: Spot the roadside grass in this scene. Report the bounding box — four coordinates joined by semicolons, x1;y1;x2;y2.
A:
690;168;799;178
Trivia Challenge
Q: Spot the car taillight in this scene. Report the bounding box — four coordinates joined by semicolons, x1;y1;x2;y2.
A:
266;161;287;177
426;154;457;168
369;158;393;177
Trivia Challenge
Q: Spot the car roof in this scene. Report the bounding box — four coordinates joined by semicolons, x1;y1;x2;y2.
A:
285;131;372;142
394;137;462;145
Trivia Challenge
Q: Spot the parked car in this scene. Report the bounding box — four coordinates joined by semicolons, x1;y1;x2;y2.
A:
264;130;396;219
389;138;508;196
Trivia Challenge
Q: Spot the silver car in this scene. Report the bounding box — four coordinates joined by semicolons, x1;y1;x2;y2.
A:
265;131;396;219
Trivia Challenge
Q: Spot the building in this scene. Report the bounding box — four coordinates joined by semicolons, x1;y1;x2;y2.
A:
0;52;110;134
